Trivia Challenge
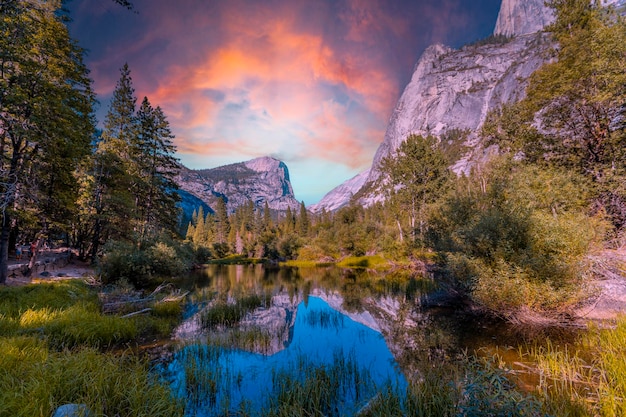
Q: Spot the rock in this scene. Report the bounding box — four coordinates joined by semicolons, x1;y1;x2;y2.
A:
493;0;554;37
52;404;92;417
313;0;554;211
176;156;300;215
310;170;369;213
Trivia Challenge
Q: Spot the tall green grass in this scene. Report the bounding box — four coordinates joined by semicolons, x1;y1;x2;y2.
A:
516;317;626;416
0;280;185;417
199;293;269;329
0;337;183;417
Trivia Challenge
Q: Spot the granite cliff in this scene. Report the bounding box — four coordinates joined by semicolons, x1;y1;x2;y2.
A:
312;0;561;211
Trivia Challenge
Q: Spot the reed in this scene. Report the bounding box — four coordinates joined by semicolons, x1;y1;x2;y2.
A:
305;308;345;329
206;326;273;353
264;350;376;416
199;294;266;329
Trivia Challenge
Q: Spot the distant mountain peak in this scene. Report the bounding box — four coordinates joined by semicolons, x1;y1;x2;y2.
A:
176;156;300;216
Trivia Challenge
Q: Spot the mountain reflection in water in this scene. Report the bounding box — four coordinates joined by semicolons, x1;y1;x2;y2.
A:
165;294;407;416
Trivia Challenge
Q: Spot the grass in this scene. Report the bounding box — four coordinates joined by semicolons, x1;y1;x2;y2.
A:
281;259;334;268
337;255;391;269
0;280;185;417
206;255;264;265
517;317;626;416
199;293;269;329
282;255;392;270
0;337;183;417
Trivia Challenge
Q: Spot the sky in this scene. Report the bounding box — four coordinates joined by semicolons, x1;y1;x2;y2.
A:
68;0;502;205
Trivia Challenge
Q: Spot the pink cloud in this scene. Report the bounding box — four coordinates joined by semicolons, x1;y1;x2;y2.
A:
76;0;497;197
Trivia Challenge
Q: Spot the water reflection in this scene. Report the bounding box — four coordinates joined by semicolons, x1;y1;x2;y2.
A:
165;295;407;416
164;264;580;415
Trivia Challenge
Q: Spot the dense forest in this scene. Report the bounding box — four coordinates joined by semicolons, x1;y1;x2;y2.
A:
1;0;625;320
0;1;180;283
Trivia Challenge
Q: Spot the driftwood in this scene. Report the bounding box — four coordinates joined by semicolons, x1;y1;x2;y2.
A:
101;282;188;314
120;308;152;318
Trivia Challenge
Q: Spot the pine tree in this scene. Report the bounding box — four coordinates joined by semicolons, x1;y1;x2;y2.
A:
296;201;310;236
0;0;95;281
215;198;230;244
134;97;180;240
88;64;138;260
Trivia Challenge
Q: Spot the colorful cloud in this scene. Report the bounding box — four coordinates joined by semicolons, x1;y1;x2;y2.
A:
69;0;501;204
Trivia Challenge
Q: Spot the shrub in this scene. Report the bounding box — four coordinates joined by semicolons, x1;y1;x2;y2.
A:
99;239;194;286
435;159;605;315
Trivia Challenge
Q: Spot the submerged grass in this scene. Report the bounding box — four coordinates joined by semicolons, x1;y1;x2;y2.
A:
199;293;269;329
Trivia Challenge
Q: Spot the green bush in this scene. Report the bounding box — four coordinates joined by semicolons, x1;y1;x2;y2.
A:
99;238;194;286
434;159;605;315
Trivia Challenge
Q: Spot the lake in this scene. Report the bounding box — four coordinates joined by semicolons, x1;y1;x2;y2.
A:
160;264;577;416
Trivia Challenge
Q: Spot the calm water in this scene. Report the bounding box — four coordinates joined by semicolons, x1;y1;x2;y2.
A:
161;264;577;416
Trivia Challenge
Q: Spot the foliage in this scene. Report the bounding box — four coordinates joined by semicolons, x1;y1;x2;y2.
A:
98;238;193;286
485;0;626;231
378;134;451;246
0;0;95;282
431;158;605;315
76;64;180;265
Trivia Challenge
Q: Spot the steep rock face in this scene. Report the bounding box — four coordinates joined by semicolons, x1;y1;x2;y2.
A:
494;0;625;37
309;170;369;213
365;33;550;187
493;0;554;36
312;0;554;211
176;156;300;214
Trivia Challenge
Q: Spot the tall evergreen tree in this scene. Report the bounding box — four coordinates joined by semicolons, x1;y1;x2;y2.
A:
0;0;95;281
88;63;138;260
214;198;230;244
134;97;180;240
296;201;310;236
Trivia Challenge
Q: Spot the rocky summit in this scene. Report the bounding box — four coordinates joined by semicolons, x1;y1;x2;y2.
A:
176;156;300;215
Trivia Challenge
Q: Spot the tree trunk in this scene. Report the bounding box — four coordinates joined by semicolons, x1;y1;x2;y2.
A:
90;217;101;264
396;219;404;243
0;212;11;284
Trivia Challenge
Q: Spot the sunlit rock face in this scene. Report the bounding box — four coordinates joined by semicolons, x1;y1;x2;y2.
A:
364;32;551;186
176;156;300;214
310;170;369;213
312;0;556;211
493;0;554;37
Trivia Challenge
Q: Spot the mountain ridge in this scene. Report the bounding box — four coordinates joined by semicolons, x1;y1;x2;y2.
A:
176;156;300;216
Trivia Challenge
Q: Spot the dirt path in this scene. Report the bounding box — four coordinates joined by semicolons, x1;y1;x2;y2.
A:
5;248;95;286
